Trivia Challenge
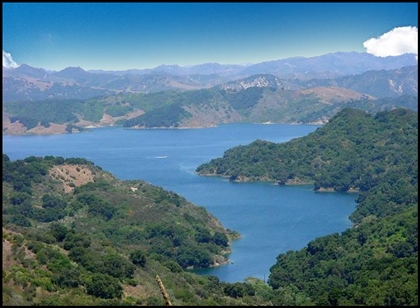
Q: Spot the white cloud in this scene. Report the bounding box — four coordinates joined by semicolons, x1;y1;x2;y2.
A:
3;50;19;68
363;26;418;57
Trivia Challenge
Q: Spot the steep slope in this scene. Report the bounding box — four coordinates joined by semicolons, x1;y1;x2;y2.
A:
196;107;418;305
3;70;418;134
121;74;385;129
196;108;417;195
4;155;285;306
296;65;418;98
3;107;417;305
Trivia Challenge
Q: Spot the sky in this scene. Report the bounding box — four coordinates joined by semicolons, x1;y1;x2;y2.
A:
2;2;418;71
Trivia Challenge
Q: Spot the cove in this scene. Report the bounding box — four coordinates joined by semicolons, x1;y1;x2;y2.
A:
2;123;357;283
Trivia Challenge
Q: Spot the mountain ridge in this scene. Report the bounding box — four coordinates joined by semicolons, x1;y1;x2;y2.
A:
4;51;417;77
3;51;417;103
2;51;418;135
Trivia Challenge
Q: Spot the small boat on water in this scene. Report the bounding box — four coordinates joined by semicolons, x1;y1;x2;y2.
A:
156;156;167;159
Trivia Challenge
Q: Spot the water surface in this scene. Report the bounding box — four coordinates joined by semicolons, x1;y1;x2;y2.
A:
3;124;357;282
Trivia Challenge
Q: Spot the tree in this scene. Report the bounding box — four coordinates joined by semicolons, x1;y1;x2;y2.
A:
49;223;70;242
130;250;146;267
85;273;123;299
212;232;228;247
101;253;135;279
51;267;81;288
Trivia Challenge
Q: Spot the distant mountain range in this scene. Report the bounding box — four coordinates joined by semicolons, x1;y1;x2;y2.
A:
89;51;417;78
2;51;417;103
239;52;417;78
2;51;418;135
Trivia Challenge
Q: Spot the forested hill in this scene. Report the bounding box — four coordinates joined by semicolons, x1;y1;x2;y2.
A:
3;106;418;305
196;107;417;193
3;155;269;306
197;107;418;305
3;65;417;135
196;106;418;224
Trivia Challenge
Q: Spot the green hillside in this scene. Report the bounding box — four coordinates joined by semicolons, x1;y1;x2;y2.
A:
196;107;418;305
4;73;418;134
197;108;417;191
3;107;418;305
4;155;284;306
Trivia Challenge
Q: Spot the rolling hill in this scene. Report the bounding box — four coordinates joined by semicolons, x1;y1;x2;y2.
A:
196;107;418;305
2;52;418;135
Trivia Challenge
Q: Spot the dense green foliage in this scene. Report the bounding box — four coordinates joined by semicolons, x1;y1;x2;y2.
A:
197;107;418;305
85;273;124;299
224;87;264;114
2;155;234;271
3;154;277;306
118;91;179;112
197;108;417;192
124;103;191;128
79;99;105;122
3;106;418;305
122;86;265;128
4;100;80;125
268;205;418;306
105;103;134;117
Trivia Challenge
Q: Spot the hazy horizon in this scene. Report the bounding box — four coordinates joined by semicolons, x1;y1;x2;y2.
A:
2;50;418;74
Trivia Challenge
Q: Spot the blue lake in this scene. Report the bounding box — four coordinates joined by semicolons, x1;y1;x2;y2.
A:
2;123;357;283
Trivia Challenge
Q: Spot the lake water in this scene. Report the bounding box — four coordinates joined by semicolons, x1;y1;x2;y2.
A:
2;124;357;283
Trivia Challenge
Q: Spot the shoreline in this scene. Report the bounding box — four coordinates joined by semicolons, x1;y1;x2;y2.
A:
3;120;321;136
197;172;360;194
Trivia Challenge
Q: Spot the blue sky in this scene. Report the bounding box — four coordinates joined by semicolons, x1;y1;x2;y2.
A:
2;2;418;71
